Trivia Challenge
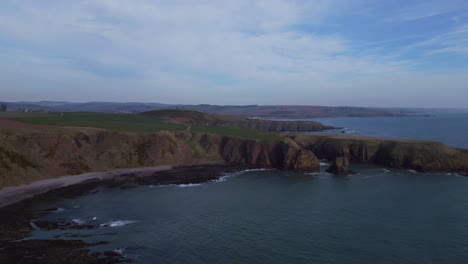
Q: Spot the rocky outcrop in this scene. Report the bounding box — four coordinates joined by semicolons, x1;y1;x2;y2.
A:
326;157;355;176
291;134;468;174
283;138;319;173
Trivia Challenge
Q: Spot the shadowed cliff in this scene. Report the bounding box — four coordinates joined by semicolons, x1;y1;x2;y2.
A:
1;129;467;188
291;134;468;173
0;129;318;188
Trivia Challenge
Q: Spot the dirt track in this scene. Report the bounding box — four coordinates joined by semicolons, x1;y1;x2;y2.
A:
0;113;49;130
0;119;44;130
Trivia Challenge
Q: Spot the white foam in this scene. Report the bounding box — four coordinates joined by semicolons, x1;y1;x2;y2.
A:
382;169;390;173
72;218;86;225
91;217;98;221
320;162;330;166
100;220;138;228
241;168;270;172
406;170;417;174
177;183;202;188
114;248;126;255
30;222;39;229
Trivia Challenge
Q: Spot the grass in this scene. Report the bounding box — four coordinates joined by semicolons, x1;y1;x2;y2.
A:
13;112;186;133
12;112;281;141
191;124;281;141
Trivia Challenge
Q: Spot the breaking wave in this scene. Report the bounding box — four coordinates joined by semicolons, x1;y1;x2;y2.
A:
100;220;138;228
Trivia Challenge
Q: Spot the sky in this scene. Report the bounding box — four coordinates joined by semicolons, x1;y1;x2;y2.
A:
1;0;468;107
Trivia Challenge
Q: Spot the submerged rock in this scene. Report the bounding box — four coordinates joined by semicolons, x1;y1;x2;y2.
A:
326;157;355;176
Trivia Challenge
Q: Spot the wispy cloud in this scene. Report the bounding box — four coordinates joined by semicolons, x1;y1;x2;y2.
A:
382;0;467;23
0;0;467;107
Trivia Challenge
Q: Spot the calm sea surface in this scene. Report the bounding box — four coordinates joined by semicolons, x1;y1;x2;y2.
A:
28;112;468;263
308;112;468;148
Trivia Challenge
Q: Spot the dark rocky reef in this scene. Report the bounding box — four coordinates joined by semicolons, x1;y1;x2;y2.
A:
326;157;355;176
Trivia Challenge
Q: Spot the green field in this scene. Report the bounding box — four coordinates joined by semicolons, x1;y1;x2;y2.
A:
12;112;280;141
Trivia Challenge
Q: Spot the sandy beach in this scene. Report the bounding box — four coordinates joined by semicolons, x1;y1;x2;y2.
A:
0;165;173;208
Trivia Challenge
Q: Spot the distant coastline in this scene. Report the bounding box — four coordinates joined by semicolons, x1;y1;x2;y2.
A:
0;101;430;118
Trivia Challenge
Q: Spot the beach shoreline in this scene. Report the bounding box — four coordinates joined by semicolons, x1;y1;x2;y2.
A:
0;165;173;209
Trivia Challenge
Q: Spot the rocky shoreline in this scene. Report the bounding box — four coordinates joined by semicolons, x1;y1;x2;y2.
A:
0;163;251;264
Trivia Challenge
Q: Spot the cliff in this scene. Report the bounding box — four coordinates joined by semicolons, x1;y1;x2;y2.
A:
0;128;319;188
1;129;467;188
142;109;334;132
291;134;468;173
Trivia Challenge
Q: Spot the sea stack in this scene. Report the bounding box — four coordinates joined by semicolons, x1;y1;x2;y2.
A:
326;157;355;176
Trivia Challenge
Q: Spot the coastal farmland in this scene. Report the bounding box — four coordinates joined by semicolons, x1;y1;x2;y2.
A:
9;112;281;141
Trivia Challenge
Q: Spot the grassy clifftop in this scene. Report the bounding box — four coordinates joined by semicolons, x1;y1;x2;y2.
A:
11;112;280;141
142;109;334;132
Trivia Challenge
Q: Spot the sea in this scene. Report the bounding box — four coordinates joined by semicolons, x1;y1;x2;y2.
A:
27;112;468;263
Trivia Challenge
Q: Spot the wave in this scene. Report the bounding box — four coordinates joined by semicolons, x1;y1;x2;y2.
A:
150;168;272;187
241;168;270;172
30;221;39;230
72;218;86;225
320;162;330;166
382;169;391;173
406;170;417;174
212;168;271;183
340;128;358;134
114;248;126;255
177;183;202;188
100;220;138;228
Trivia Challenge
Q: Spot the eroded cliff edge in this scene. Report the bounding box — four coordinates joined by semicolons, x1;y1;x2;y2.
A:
1;128;467;188
0;128;320;187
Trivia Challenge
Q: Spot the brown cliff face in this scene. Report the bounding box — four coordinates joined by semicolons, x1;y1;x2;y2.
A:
282;139;319;173
1;129;467;188
291;134;468;173
0;129;319;188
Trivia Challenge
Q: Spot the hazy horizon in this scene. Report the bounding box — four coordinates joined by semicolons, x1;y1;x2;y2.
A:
1;1;468;108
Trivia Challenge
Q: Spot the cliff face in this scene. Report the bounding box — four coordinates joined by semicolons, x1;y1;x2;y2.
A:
1;129;467;188
292;134;468;173
0;129;319;188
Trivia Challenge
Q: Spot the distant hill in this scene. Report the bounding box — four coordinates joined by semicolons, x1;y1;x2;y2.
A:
0;101;436;118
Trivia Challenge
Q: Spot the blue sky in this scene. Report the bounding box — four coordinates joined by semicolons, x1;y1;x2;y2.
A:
1;0;467;107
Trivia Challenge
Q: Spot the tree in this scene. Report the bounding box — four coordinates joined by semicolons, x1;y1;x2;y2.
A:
0;104;7;112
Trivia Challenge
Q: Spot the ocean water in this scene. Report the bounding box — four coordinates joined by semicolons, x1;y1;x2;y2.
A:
307;112;468;149
29;167;468;264
26;112;468;263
